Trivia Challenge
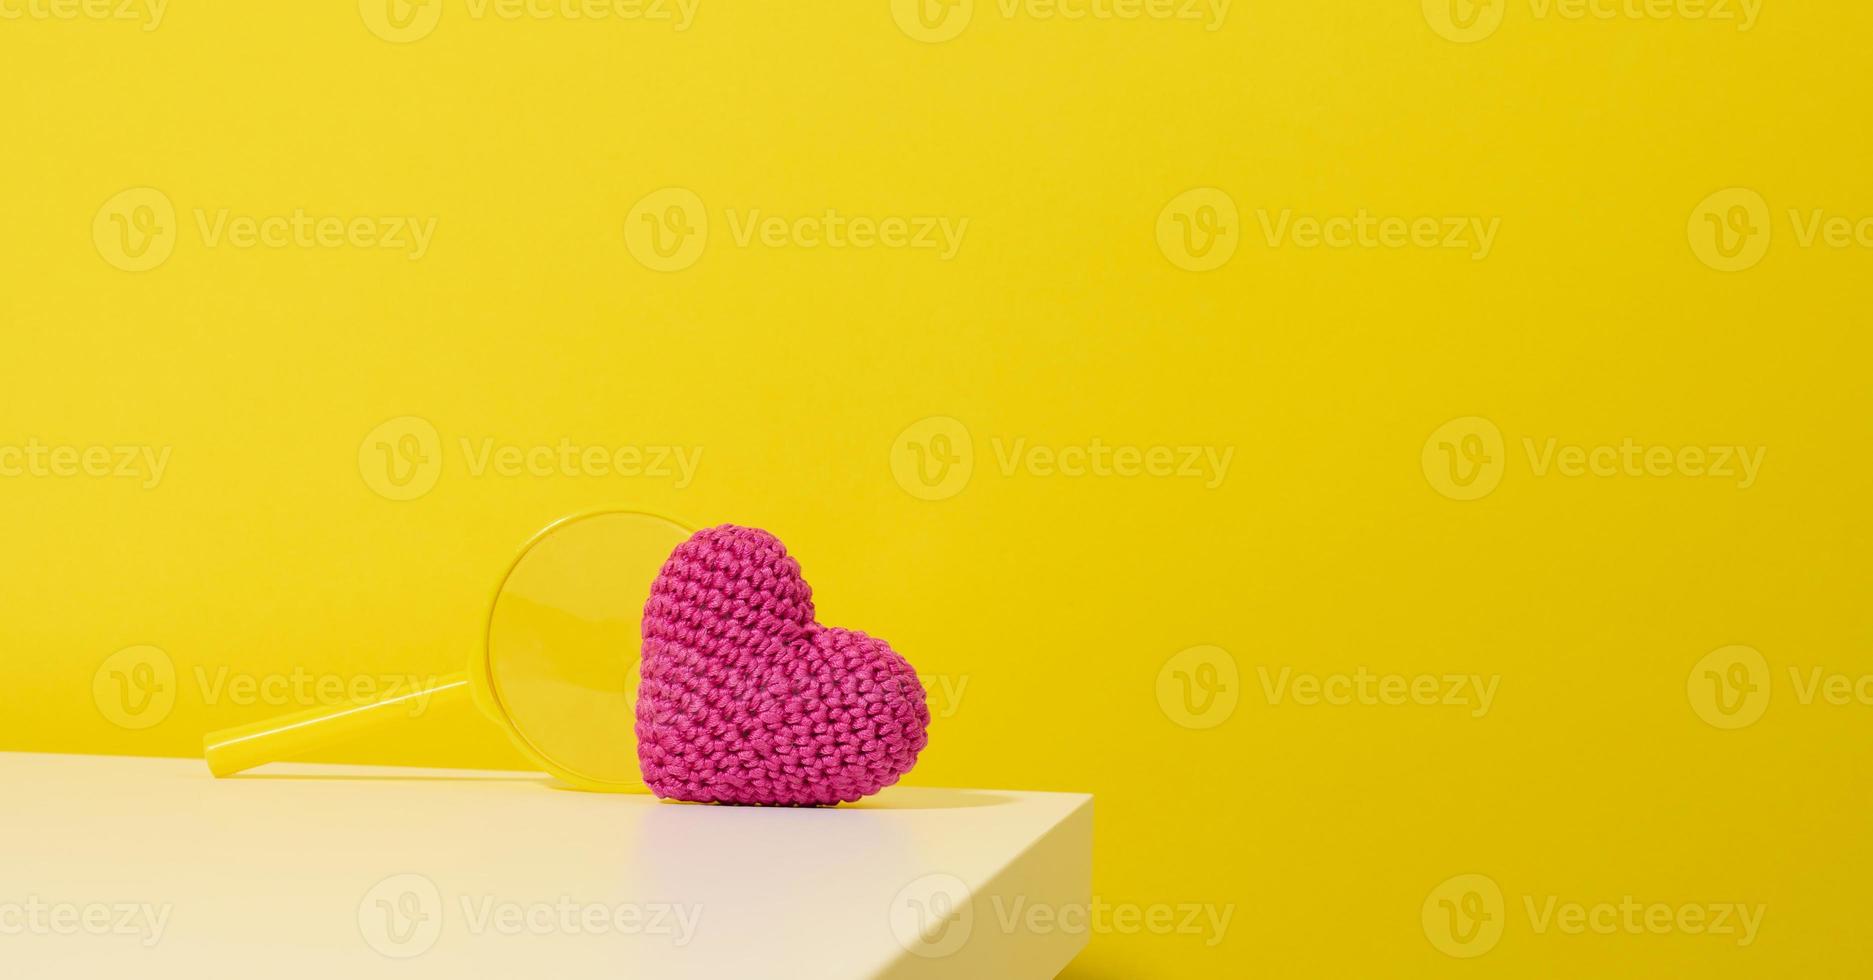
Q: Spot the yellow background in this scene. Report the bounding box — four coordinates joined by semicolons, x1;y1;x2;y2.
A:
4;1;1870;975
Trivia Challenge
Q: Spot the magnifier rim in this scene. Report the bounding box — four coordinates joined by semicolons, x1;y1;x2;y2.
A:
479;508;693;792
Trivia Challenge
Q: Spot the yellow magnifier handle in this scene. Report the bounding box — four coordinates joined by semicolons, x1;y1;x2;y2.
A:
202;672;470;778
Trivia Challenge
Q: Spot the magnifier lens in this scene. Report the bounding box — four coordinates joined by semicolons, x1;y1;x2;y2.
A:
485;511;690;790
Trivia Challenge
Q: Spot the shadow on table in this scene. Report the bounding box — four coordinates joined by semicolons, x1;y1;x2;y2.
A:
577;785;1017;810
842;787;1014;810
232;773;1013;810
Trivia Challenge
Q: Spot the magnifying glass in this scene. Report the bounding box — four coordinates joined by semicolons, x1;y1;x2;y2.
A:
202;510;692;792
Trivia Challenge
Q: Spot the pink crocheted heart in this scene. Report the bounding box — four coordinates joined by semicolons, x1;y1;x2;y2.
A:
635;525;930;806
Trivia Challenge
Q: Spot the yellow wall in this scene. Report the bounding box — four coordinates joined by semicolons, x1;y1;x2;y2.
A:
5;2;1870;975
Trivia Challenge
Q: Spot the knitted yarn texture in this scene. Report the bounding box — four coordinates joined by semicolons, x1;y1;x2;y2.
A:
636;525;930;805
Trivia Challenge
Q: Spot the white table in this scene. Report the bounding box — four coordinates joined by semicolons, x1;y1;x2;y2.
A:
0;753;1091;978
